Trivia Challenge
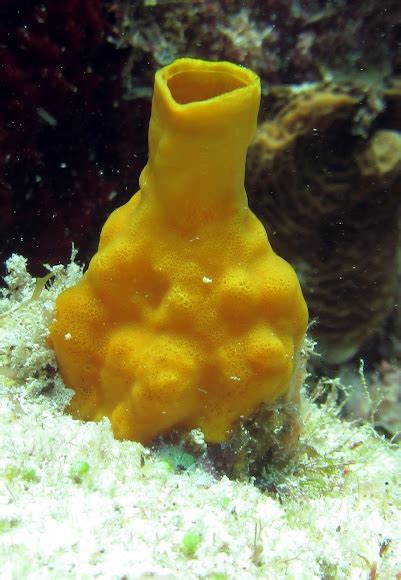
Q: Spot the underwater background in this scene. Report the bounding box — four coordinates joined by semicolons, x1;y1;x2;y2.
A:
1;1;401;578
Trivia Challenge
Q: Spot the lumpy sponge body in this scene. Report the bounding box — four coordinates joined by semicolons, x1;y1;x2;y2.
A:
49;58;308;444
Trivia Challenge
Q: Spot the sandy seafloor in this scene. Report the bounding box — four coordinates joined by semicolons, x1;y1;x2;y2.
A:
0;254;400;579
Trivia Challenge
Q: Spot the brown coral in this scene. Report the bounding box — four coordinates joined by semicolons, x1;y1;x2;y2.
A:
246;86;401;364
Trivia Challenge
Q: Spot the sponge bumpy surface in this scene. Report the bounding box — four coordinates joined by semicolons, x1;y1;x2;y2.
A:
49;59;308;443
50;194;307;443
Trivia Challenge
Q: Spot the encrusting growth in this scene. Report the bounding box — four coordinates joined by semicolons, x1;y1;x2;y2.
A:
246;86;401;364
49;58;308;444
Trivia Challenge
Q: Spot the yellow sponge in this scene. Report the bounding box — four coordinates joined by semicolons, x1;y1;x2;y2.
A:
49;58;308;443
